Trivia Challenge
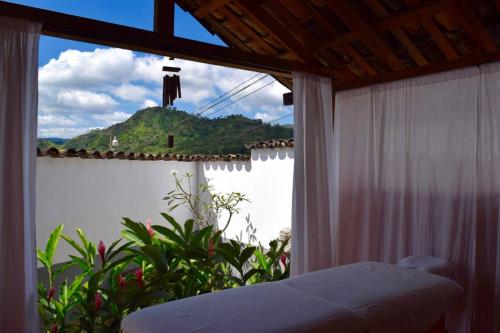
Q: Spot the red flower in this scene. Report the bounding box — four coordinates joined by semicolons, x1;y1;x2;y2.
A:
98;241;106;264
207;238;215;257
47;287;56;301
118;274;126;291
280;254;287;266
50;324;59;333
135;267;143;289
94;293;103;312
146;219;155;237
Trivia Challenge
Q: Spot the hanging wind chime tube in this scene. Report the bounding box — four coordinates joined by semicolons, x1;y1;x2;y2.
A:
162;66;181;149
162;66;182;107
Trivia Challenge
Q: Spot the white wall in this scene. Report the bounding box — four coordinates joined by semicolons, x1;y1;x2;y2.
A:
36;149;294;264
201;148;294;246
36;158;196;264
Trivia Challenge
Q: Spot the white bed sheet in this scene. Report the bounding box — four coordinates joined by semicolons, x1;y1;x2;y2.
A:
121;262;463;333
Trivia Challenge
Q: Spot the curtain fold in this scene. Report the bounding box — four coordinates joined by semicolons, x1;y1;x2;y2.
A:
291;72;335;275
332;64;500;333
0;17;41;333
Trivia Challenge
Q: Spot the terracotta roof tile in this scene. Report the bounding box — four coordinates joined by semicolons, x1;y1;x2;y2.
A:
245;138;294;149
37;147;250;162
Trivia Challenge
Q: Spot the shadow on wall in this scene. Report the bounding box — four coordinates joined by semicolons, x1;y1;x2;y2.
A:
203;161;252;172
252;149;294;162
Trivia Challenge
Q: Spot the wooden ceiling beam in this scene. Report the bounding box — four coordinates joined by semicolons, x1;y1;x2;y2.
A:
154;0;174;38
400;0;458;60
215;6;278;55
193;0;231;18
0;1;329;77
366;0;428;66
326;0;406;71
449;0;497;53
236;0;317;64
420;16;459;59
338;50;500;90
295;1;376;78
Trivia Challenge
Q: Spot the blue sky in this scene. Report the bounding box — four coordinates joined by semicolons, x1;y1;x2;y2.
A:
6;0;292;138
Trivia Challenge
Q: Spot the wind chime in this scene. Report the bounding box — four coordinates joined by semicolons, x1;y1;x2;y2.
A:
162;66;182;149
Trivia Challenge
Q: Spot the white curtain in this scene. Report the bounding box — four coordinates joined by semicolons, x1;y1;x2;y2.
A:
0;17;41;333
332;63;500;333
291;72;335;275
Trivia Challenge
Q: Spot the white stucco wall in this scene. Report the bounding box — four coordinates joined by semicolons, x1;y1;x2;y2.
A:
201;148;294;246
36;158;197;264
36;149;294;264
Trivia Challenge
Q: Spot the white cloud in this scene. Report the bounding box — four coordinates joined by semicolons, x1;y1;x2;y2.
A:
38;47;291;138
142;99;159;108
38;114;77;127
92;112;131;126
56;89;118;112
112;84;150;102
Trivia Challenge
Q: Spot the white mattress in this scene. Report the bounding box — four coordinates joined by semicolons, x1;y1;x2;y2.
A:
121;262;463;333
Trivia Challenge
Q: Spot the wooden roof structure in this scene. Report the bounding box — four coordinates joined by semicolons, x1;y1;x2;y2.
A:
179;0;500;89
1;0;500;90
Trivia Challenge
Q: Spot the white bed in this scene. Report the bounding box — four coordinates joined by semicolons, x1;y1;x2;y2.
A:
121;262;463;333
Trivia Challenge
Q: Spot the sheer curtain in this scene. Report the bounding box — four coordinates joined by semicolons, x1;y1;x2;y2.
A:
0;17;41;333
332;63;500;333
291;72;335;275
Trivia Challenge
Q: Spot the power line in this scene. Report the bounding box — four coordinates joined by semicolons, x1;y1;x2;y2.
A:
211;112;294;147
204;79;275;118
168;74;269;131
192;72;263;113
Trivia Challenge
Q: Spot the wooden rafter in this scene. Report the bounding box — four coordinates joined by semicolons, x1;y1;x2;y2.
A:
338;49;500;90
420;17;459;60
449;0;497;53
236;0;317;64
366;0;428;66
193;0;232;18
154;0;174;38
402;0;458;60
294;1;376;77
0;1;328;77
314;1;448;50
214;6;278;55
325;0;406;71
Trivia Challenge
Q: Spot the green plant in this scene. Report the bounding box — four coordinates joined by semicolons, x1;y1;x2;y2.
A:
38;216;289;332
164;171;248;234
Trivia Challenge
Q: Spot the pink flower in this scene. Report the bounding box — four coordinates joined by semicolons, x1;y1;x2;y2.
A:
280;254;287;266
146;219;155;237
118;274;126;291
47;287;56;301
98;241;106;264
94;293;103;312
135;267;143;289
207;238;215;257
50;324;59;333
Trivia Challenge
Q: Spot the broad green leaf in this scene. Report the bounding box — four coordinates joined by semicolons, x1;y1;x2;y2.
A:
122;218;151;245
254;249;270;271
61;234;86;258
191;226;212;247
160;213;184;236
239;246;256;266
184;219;194;242
152;225;185;248
141;245;168;274
243;268;263;283
45;225;64;267
53;261;77;281
106;241;134;262
121;229;145;247
36;249;49;270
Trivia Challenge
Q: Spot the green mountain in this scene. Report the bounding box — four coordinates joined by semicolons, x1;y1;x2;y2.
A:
62;107;293;155
37;138;69;150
